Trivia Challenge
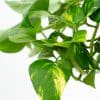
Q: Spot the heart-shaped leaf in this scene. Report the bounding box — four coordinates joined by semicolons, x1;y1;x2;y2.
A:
29;59;67;100
0;39;24;53
83;70;95;88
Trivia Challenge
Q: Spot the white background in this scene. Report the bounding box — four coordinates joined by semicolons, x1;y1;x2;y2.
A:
0;0;100;100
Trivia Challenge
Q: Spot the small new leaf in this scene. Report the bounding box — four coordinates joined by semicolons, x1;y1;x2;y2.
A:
83;71;95;88
63;5;85;27
72;30;87;42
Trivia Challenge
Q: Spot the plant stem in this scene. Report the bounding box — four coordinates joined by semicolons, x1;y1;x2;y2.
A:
90;23;99;56
42;24;53;30
86;22;96;28
72;72;82;81
41;32;47;39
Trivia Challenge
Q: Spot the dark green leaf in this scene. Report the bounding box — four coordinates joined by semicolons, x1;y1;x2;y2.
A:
96;54;100;68
74;43;90;70
94;41;100;53
29;59;66;100
83;71;95;88
90;8;100;22
68;43;98;70
57;59;72;81
0;39;24;53
48;31;59;42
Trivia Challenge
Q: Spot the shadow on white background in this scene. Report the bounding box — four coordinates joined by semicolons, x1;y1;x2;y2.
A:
0;0;100;100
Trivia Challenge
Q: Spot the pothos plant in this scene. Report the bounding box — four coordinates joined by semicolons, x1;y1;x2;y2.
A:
0;0;100;100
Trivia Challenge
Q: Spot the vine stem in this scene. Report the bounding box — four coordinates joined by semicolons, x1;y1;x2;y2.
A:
41;32;47;39
42;24;53;30
90;23;99;56
86;22;96;28
72;72;82;81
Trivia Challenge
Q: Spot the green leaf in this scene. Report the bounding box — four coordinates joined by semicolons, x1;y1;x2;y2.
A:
96;54;100;68
5;0;35;15
28;46;41;57
9;32;34;43
21;0;49;27
48;31;60;42
28;15;41;33
49;0;62;13
66;0;82;4
83;71;95;88
28;10;50;32
0;24;19;42
63;5;85;27
90;8;100;22
73;43;90;70
68;43;98;70
94;41;100;53
38;48;53;58
72;30;87;42
29;59;66;100
94;0;100;7
0;25;33;53
0;24;34;42
0;39;24;53
83;0;94;16
57;59;72;81
82;0;99;16
53;3;66;16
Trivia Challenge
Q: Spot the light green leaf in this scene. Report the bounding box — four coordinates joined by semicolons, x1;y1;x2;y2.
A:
29;59;66;100
5;0;36;15
9;32;34;43
21;0;49;27
0;39;24;53
72;30;87;42
0;24;19;42
28;11;49;32
83;71;95;88
0;25;34;43
29;16;41;32
49;0;61;13
28;46;41;57
29;11;49;18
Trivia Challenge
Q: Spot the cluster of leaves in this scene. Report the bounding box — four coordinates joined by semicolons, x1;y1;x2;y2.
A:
0;0;100;100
